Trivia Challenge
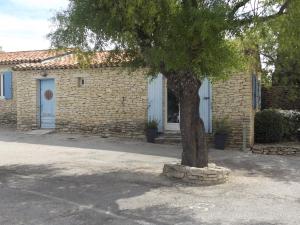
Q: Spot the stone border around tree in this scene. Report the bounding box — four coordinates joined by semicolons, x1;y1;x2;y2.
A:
163;163;230;185
251;143;300;155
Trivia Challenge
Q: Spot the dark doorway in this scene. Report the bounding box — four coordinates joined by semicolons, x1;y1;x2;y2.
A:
167;89;179;123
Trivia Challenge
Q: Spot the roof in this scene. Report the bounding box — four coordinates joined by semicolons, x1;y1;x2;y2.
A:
0;50;70;65
14;52;121;71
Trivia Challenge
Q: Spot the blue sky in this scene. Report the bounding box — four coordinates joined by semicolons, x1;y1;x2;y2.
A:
0;0;69;52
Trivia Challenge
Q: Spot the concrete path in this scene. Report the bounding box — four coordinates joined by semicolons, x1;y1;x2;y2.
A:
0;128;299;225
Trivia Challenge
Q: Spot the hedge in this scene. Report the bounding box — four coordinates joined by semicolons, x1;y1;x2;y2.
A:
255;109;300;143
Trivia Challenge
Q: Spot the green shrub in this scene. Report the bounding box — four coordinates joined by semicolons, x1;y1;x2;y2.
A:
255;109;284;143
278;110;300;140
213;117;232;135
146;119;158;129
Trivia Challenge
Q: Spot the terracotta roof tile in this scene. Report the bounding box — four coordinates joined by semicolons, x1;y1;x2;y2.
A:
0;49;70;65
14;52;123;71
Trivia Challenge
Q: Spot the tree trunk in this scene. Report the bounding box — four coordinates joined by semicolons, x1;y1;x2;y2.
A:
167;72;208;168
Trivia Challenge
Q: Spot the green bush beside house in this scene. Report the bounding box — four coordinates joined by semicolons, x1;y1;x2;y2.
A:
255;109;300;143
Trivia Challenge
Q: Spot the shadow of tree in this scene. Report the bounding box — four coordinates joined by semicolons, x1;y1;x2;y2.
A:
0;164;198;225
0;164;57;184
212;155;300;183
203;220;284;225
0;128;181;159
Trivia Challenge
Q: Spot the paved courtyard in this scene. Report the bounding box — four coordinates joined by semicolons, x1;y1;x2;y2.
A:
0;128;299;225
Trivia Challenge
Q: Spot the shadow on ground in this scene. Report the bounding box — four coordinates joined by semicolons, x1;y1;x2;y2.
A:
0;128;181;159
212;154;300;183
1;127;300;185
0;164;198;225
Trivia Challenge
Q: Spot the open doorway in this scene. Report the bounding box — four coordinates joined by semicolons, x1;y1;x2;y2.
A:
165;83;180;131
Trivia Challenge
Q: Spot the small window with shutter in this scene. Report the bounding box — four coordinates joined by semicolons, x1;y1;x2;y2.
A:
0;73;4;98
0;71;13;100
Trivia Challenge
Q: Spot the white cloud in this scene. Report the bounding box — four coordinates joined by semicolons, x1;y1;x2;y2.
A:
10;0;69;10
0;35;49;52
0;14;52;51
0;1;69;51
0;15;49;33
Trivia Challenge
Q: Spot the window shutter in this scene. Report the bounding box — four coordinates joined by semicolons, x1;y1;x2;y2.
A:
257;80;261;109
199;78;213;133
252;74;257;109
148;74;164;132
3;71;12;100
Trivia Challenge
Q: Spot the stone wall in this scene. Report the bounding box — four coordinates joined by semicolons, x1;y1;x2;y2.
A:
15;68;148;136
212;72;257;148
262;86;300;110
0;65;17;127
163;163;230;185
252;143;300;155
13;66;258;144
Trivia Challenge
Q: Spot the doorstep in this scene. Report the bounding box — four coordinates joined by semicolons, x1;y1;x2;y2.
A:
25;129;55;136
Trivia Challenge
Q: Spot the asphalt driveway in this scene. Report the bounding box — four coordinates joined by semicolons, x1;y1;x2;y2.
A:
0;128;299;225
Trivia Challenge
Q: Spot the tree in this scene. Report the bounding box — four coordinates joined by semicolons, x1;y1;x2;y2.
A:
246;1;300;109
49;0;294;168
271;1;300;87
254;0;300;86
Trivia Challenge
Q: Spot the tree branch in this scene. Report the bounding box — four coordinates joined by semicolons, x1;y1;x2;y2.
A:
260;52;276;64
235;0;290;26
229;0;251;19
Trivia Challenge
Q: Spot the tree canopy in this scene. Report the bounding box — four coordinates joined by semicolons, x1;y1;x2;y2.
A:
49;1;295;80
239;1;300;86
268;1;300;86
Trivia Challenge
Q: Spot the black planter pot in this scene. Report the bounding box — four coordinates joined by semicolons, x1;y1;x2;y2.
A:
146;128;158;143
214;134;228;150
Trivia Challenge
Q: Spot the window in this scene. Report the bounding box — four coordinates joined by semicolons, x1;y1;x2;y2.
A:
0;71;13;100
0;73;4;98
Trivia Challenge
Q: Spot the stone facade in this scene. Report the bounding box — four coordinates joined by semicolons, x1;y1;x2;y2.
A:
6;64;258;146
1;50;259;147
0;65;17;127
15;68;148;137
212;72;257;148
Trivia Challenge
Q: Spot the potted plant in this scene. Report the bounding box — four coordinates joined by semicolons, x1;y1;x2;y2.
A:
145;119;159;143
213;117;232;150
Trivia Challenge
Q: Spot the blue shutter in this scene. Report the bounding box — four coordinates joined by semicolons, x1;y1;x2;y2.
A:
257;80;261;109
148;74;164;132
252;74;257;109
3;71;12;100
199;78;212;133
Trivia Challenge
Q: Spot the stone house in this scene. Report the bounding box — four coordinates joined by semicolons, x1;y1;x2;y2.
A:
0;50;261;147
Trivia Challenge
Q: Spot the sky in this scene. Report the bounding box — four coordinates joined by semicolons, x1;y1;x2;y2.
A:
0;0;69;52
0;0;271;53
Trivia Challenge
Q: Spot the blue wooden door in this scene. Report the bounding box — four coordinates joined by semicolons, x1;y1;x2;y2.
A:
199;78;212;133
148;74;164;132
40;79;55;129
